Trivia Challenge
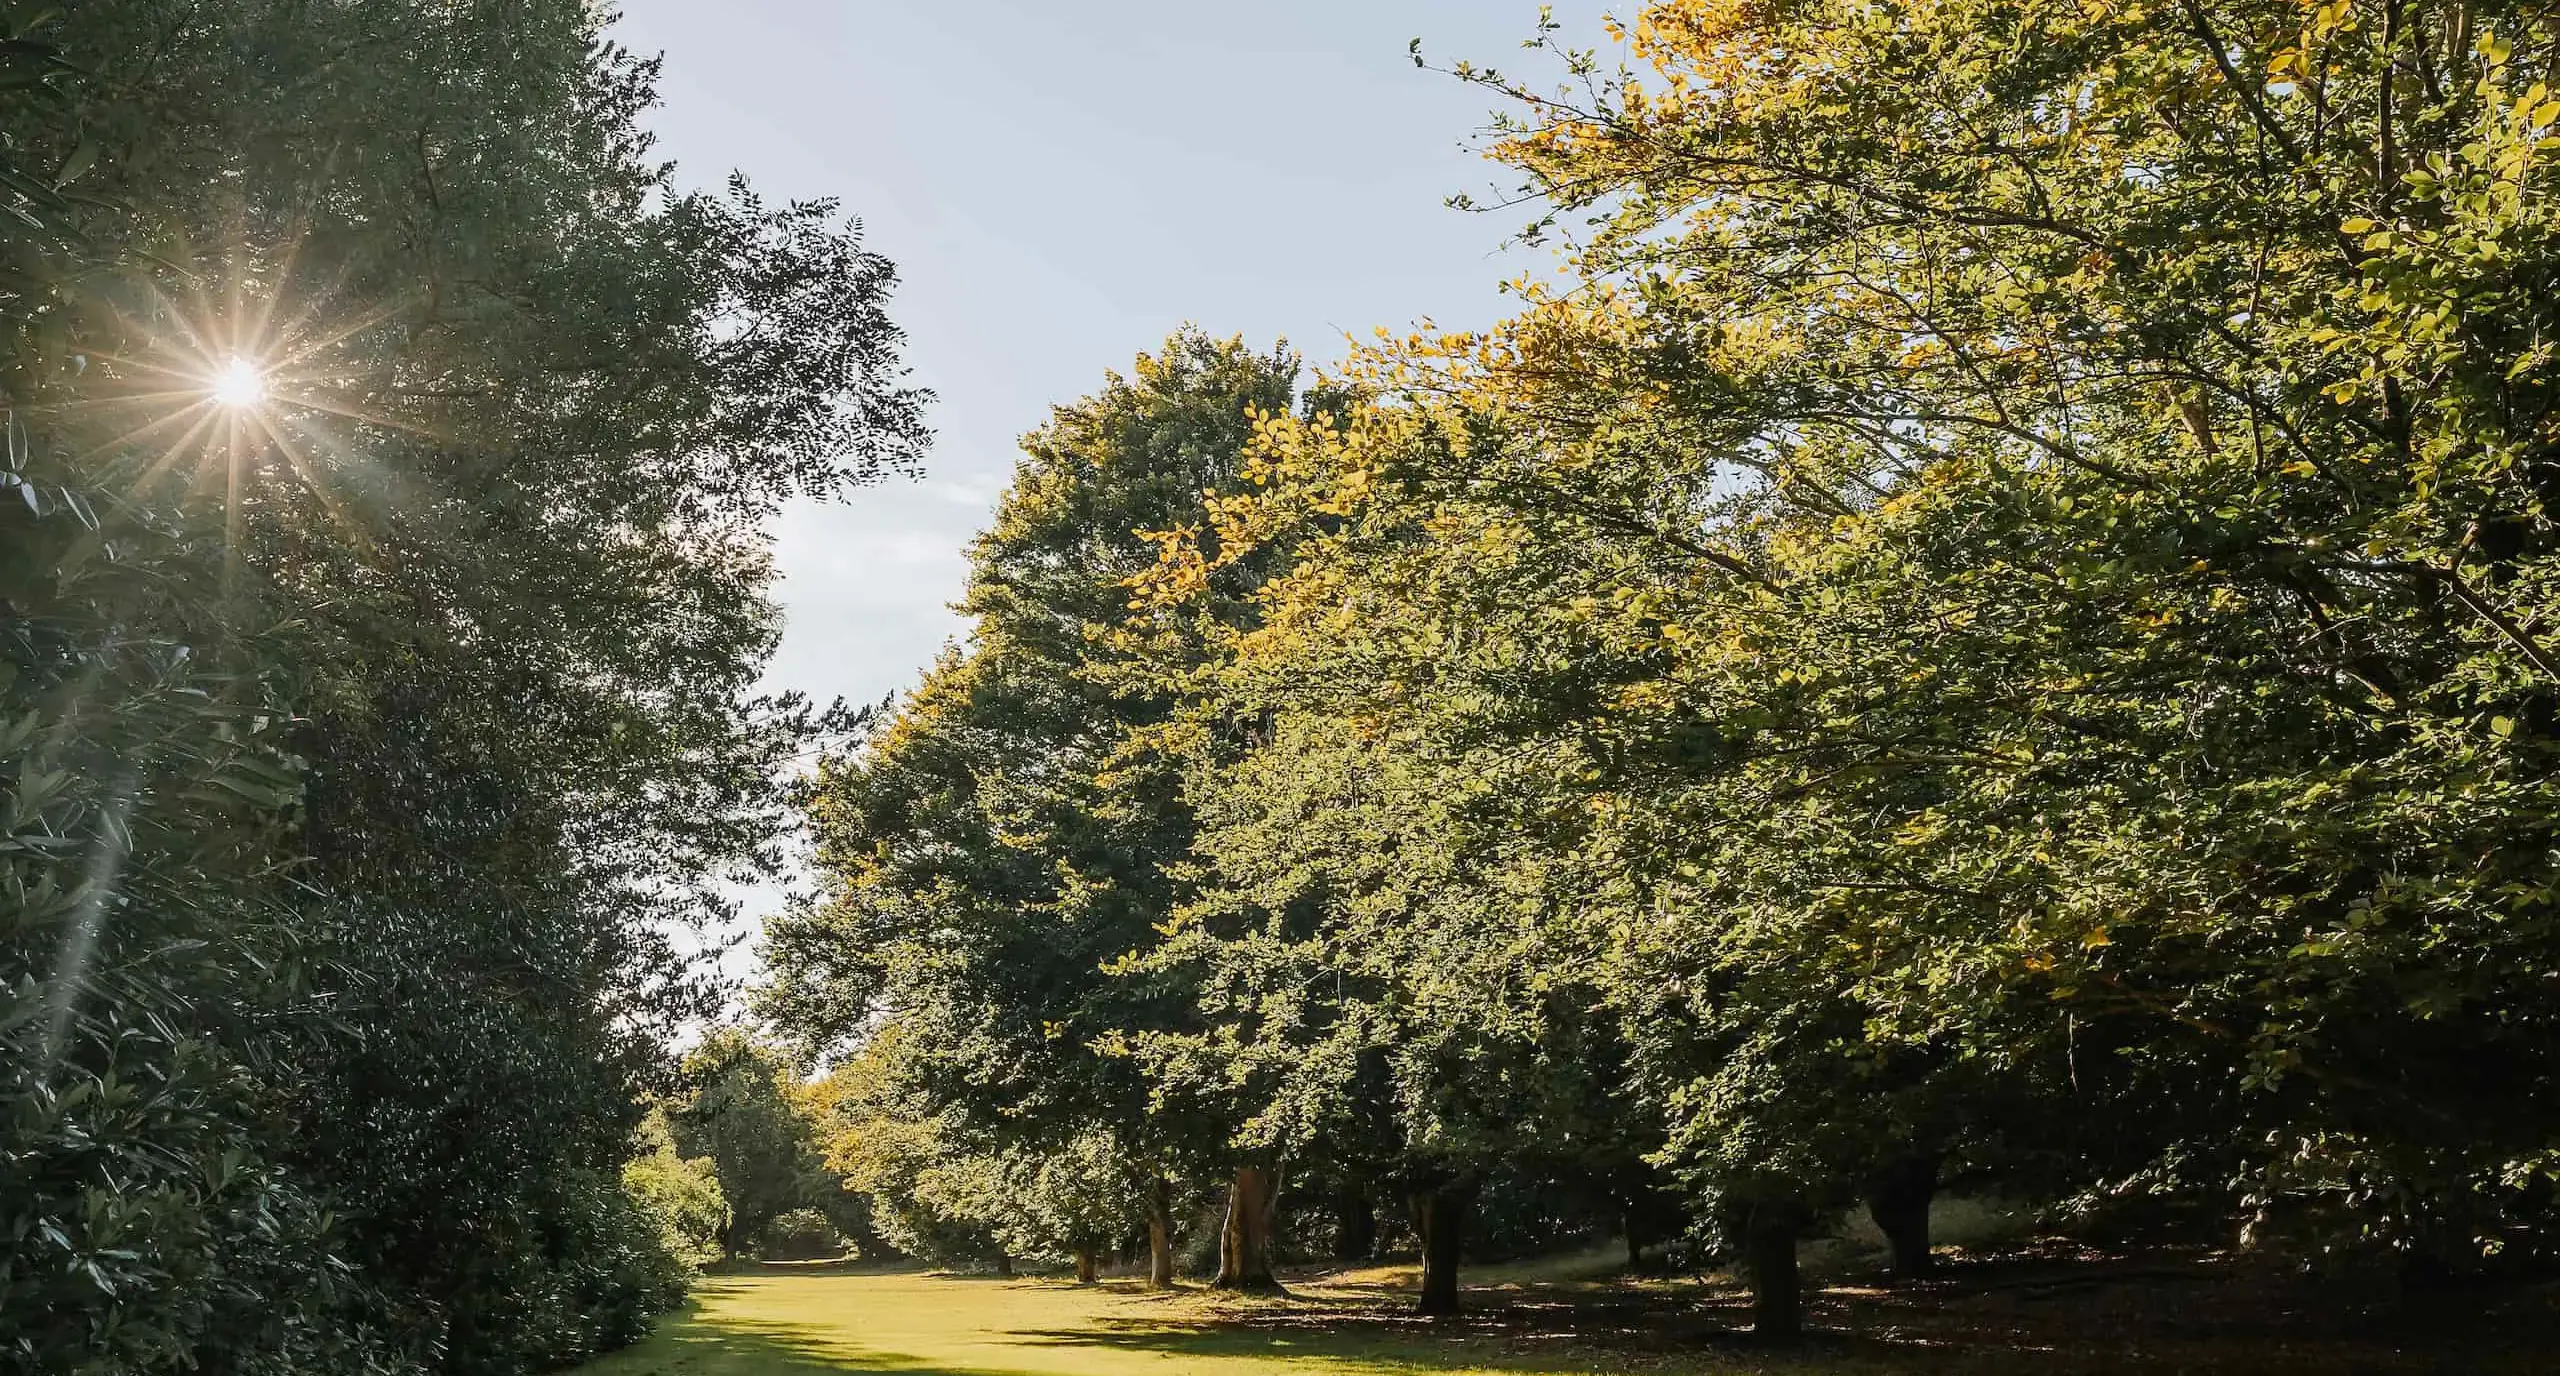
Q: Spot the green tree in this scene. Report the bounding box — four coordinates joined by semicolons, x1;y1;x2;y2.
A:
671;1031;840;1258
1142;0;2560;1333
0;1;927;1369
804;1026;1012;1270
766;331;1302;1291
623;1112;729;1274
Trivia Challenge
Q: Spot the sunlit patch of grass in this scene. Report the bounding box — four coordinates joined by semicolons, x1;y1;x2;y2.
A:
1320;1241;1634;1293
573;1268;1826;1376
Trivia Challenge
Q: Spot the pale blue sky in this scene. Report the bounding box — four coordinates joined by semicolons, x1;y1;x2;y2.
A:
609;4;1614;970
610;0;1611;716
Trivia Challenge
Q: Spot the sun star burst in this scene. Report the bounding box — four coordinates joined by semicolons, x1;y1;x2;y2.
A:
209;356;268;409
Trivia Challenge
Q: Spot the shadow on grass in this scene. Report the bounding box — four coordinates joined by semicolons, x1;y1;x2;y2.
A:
630;1260;2560;1376
643;1283;1776;1376
1001;1322;1732;1374
995;1274;2555;1376
620;1306;1048;1376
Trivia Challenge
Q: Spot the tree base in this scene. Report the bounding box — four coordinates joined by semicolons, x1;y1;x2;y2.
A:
1207;1272;1288;1295
1213;1166;1285;1295
1414;1182;1473;1317
1866;1156;1938;1280
1744;1209;1803;1343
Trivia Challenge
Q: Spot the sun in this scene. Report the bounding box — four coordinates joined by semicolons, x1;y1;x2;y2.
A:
209;356;268;409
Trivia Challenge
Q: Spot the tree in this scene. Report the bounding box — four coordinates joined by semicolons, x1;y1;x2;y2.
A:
999;1132;1156;1283
624;1112;729;1273
1447;0;2560;1278
744;0;2560;1342
671;1031;838;1257
1;1;926;1369
1130;0;2560;1331
806;1030;997;1269
766;331;1304;1291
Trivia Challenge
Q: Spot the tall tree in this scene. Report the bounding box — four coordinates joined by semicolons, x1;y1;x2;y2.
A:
1136;0;2560;1331
671;1031;837;1257
766;331;1299;1289
1;1;926;1369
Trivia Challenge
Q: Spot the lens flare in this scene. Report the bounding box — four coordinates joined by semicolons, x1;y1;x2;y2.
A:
209;356;267;409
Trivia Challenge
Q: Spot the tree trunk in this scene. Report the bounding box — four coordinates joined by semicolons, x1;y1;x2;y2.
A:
1615;1172;1685;1275
1211;1165;1285;1292
993;1250;1013;1278
1074;1248;1098;1284
1334;1180;1376;1262
1865;1155;1938;1278
719;1207;771;1260
1147;1175;1176;1289
1743;1210;1802;1343
1413;1182;1472;1316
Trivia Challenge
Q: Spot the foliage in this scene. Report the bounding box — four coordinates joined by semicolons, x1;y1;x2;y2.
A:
801;1026;1008;1268
770;0;2560;1335
1141;0;2560;1279
625;1114;730;1273
1432;0;2560;1266
767;332;1308;1276
755;1209;849;1263
0;0;925;1370
993;1131;1155;1266
672;1031;841;1259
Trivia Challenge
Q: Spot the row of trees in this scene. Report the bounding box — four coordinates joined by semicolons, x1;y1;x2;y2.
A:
764;0;2560;1338
1;2;923;1371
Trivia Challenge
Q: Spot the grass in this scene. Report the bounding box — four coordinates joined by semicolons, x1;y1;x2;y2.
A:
575;1255;2560;1376
573;1267;1811;1376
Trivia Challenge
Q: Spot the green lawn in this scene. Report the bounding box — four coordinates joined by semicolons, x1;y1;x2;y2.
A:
576;1260;2556;1376
573;1267;1805;1376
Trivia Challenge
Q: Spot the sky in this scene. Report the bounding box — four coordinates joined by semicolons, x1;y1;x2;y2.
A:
604;0;1613;946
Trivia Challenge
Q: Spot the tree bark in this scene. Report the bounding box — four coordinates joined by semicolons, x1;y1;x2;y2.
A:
993;1250;1013;1278
1413;1182;1472;1316
1147;1175;1176;1290
1334;1180;1376;1262
1743;1209;1802;1343
1211;1166;1285;1292
1865;1155;1938;1278
1074;1248;1098;1284
1615;1171;1686;1275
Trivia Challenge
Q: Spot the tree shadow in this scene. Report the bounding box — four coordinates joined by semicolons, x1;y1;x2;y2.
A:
1000;1322;1704;1373
617;1303;1051;1376
651;1283;1781;1375
996;1261;2560;1376
993;1295;1805;1375
626;1261;2560;1376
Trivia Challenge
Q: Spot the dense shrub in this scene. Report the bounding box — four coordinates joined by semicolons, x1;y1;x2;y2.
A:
759;1209;852;1263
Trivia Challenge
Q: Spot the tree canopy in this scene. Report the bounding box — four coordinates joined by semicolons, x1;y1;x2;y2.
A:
771;0;2560;1339
1;2;923;1370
